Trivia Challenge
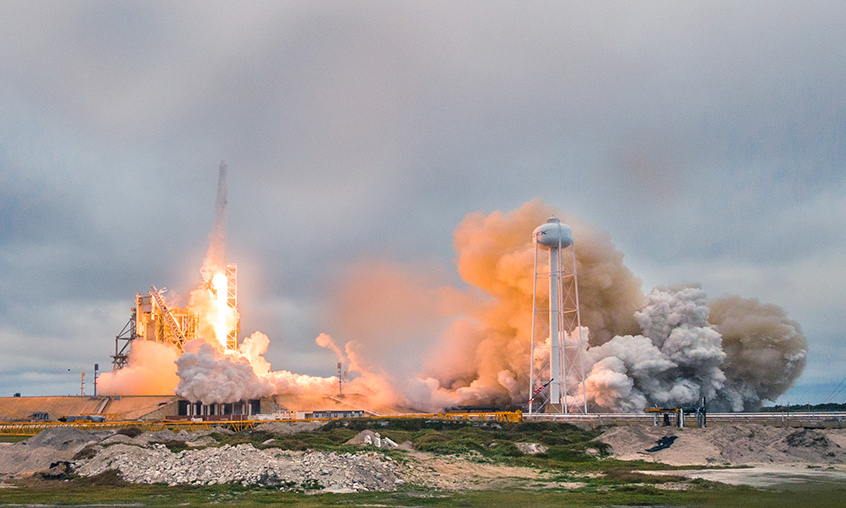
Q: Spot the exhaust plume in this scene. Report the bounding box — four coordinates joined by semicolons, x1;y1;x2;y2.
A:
97;340;180;395
708;295;808;410
583;285;727;411
155;197;806;412
174;341;274;404
202;161;228;281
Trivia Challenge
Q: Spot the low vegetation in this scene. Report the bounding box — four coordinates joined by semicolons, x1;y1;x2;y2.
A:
2;419;845;507
213;419;611;466
2;476;845;507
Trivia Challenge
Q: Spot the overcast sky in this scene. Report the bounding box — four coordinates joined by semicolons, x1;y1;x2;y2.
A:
1;1;844;405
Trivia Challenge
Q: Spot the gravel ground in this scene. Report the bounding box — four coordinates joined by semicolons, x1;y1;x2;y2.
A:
597;424;846;466
74;442;402;491
7;423;846;492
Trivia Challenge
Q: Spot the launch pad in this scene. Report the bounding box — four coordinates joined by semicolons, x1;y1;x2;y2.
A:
112;264;240;371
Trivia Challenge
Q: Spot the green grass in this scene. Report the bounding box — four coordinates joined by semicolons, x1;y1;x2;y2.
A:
2;478;845;507
0;435;27;443
318;418;610;466
6;419;841;507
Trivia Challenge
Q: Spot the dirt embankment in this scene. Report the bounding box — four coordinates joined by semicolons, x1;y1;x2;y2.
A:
596;424;846;466
0;428;98;478
0;428;547;492
5;423;846;492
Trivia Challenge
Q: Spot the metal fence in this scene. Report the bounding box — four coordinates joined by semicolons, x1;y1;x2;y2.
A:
523;411;846;428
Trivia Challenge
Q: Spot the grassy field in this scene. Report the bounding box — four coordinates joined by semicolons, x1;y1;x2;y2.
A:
2;419;845;507
0;436;27;443
2;477;845;507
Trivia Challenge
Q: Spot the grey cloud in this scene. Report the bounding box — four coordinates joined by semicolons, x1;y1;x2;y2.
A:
0;1;844;400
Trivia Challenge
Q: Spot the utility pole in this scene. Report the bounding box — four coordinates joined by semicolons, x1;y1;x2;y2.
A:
337;362;343;397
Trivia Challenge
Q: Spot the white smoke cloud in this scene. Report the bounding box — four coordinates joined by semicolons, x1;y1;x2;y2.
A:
580;284;806;412
709;295;808;411
159;199;807;412
174;341;274;404
583;286;727;411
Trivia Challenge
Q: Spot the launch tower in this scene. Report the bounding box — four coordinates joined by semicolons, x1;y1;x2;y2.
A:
111;162;240;370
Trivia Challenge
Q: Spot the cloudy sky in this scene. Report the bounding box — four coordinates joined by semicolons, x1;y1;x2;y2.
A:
1;1;843;405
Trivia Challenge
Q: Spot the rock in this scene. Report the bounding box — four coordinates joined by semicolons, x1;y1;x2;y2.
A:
515;442;549;455
36;461;71;480
345;430;398;448
73;442;403;491
186;436;217;448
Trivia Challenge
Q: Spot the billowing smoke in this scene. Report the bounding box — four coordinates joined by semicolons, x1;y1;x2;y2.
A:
174;341;274;404
97;340;180;395
581;287;809;411
322;199;805;411
583;285;727;411
411;200;645;406
708;296;808;410
136;198;806;412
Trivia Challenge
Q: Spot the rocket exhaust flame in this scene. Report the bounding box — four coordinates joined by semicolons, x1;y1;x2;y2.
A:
211;272;231;350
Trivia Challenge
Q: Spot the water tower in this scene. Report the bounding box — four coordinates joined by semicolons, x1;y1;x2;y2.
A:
529;217;588;414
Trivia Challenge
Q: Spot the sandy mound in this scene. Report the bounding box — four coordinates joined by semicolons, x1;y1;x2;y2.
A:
597;424;846;466
24;427;97;450
255;421;324;434
0;428;99;478
100;429;222;447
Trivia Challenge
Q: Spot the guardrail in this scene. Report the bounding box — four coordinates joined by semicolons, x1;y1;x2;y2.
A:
5;410;840;436
523;411;846;428
0;411;523;436
0;420;261;436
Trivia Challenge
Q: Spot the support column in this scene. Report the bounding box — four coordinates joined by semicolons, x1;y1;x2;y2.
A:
549;248;560;406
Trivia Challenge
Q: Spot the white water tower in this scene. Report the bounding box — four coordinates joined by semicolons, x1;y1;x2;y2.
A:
529;217;588;414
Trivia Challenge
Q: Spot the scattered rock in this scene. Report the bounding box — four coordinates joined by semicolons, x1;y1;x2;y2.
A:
346;430;398;448
36;461;71;480
515;442;548;455
74;444;401;491
186;436;218;448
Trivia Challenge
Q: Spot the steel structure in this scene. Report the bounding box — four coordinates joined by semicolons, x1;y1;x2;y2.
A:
112;288;200;371
111;162;240;370
112;308;137;371
225;263;239;350
529;217;588;414
0;411;523;436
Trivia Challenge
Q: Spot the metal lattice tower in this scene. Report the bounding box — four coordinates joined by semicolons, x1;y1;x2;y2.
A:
225;263;239;350
529;217;588;414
